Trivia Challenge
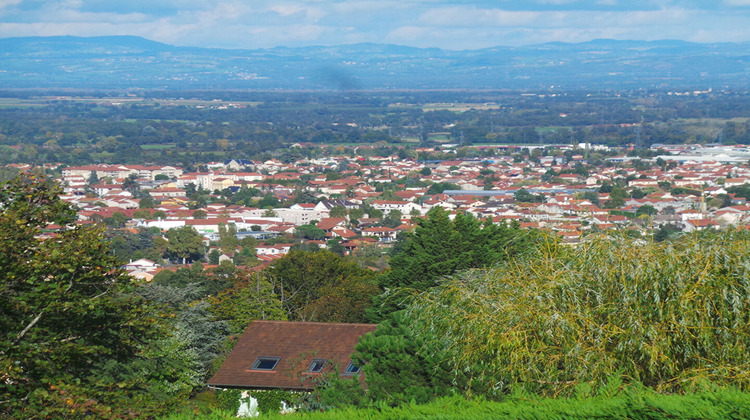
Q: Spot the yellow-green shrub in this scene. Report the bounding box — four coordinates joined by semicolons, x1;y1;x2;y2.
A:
405;231;750;396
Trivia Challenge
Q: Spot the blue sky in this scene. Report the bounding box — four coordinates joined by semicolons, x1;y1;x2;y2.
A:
1;0;750;50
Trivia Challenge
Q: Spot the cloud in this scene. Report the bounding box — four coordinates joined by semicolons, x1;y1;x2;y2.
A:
386;26;431;42
0;0;749;50
415;6;692;31
0;0;23;17
270;3;327;21
418;7;538;26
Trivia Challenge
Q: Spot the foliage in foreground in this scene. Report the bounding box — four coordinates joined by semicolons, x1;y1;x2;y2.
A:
369;207;538;321
397;231;750;398
384;207;537;292
266;250;379;322
0;174;201;418
163;386;750;420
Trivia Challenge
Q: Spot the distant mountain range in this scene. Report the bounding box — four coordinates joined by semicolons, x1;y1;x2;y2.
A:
1;36;749;91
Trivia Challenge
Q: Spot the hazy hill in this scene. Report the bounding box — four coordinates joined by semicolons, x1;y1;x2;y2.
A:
1;36;749;90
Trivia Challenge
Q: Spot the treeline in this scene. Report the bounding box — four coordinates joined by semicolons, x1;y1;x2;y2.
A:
3;90;750;165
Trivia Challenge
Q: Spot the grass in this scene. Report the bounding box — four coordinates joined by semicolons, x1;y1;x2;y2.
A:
162;388;750;419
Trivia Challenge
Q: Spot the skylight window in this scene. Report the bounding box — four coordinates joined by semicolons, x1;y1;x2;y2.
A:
307;359;326;373
343;361;361;375
252;357;280;370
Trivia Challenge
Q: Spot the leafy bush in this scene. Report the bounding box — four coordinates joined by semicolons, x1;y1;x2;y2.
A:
249;390;295;414
214;388;242;413
403;231;750;397
354;311;456;406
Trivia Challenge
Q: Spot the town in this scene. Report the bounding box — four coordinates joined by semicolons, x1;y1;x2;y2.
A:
7;140;748;281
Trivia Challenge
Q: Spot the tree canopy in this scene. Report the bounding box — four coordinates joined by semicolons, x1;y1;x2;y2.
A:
0;174;198;417
383;207;537;291
266;250;379;322
165;225;205;264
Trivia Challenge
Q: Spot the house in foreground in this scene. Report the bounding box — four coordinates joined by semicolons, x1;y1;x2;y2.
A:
208;320;377;391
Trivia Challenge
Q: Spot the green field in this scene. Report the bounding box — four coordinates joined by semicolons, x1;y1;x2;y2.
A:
141;144;177;150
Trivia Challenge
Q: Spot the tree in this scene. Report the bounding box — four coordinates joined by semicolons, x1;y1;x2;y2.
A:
636;204;658;216
582;191;600;206
0;174;197;417
218;222;239;255
349;207;365;223
514;188;545;203
240;236;259;248
152;261;230;298
368;208;384;220
327;239;346;256
354;311;455;406
209;249;221;265
133;208;152;219
165;226;205;264
294;189;317;204
136;283;230;382
139;194;156;209
104;211;129;228
208;272;287;334
107;227;162;264
329;205;348;218
385;208;403;222
383;207;537;292
233;245;258;267
87;170;99;185
658;180;672;190
604;186;628;209
267;250;379;322
189;195;207;209
122;173;140;196
726;184;750;200
630;187;646;199
325;171;342;181
0;167;19;183
295;223;326;240
708;193;732;209
654;223;683;242
185;183;197;198
258;194;280;208
193;209;208;219
351;244;388;270
425;182;459;195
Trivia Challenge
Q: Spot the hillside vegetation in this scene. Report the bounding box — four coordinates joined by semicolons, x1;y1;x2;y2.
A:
361;230;750;403
165;230;750;418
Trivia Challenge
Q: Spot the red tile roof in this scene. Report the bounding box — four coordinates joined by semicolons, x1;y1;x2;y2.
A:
208;320;376;390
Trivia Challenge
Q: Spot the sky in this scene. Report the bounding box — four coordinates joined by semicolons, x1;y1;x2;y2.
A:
1;0;750;50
